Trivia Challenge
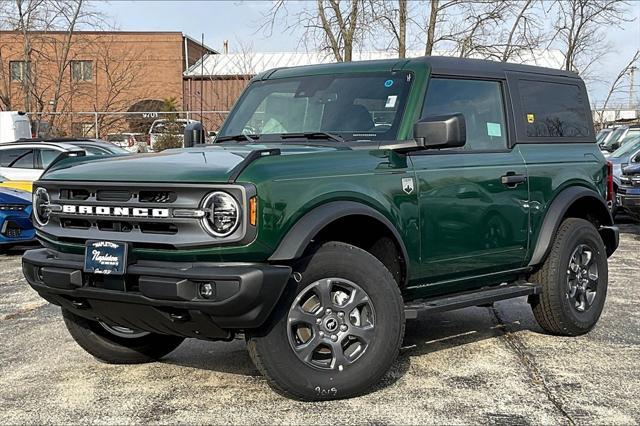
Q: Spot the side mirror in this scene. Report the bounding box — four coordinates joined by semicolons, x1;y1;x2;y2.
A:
184;121;206;147
414;113;466;149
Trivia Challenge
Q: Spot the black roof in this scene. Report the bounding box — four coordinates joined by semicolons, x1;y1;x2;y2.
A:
416;56;578;79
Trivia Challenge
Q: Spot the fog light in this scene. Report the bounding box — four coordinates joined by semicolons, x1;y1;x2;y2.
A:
199;282;215;299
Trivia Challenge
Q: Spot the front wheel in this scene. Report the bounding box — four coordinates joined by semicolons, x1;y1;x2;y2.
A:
247;242;405;401
62;309;185;364
529;218;608;336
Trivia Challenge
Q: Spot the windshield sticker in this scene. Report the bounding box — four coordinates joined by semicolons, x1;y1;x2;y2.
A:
384;79;394;88
385;95;398;108
486;122;502;137
527;113;535;123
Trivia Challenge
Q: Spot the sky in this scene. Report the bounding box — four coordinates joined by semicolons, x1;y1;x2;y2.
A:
96;0;640;105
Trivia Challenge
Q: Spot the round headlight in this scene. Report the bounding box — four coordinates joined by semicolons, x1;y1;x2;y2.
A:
201;191;241;237
33;187;51;226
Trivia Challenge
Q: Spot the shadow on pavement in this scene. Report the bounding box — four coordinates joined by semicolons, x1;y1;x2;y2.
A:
614;214;640;236
162;302;544;395
0;242;40;257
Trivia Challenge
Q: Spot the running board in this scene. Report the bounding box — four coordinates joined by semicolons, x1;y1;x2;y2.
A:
404;283;541;320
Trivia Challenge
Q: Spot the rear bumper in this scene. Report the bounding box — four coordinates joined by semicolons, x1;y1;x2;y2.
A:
22;248;292;340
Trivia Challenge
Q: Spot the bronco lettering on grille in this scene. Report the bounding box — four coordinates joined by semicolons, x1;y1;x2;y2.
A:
60;205;170;218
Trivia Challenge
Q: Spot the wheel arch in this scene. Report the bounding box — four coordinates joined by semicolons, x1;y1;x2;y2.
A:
528;186;618;267
268;201;409;287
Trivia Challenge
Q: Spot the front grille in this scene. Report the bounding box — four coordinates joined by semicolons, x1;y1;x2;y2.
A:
37;181;252;250
139;191;176;203
97;190;131;202
60;188;90;200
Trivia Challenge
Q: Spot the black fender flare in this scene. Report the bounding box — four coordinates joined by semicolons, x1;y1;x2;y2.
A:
268;200;409;270
528;186;617;267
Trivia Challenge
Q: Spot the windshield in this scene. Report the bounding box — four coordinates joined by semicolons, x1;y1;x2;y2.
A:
596;130;611;144
602;127;627;148
610;134;640;158
219;72;413;142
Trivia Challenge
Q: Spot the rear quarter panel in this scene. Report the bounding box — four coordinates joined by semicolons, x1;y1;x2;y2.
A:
517;143;607;262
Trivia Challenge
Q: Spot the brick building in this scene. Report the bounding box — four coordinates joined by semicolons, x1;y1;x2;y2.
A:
0;31;215;136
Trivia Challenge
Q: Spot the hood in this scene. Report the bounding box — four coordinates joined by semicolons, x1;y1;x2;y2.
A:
623;163;640;176
0;187;31;204
42;144;340;183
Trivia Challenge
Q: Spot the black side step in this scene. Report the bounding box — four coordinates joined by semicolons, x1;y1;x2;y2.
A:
404;283;541;320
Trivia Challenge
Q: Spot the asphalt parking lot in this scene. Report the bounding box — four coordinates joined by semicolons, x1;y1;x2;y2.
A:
1;220;638;425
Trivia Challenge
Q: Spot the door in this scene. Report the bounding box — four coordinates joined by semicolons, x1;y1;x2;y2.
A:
410;77;529;287
0;148;42;181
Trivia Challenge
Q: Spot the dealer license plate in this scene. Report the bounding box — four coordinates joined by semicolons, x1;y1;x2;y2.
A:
84;240;128;275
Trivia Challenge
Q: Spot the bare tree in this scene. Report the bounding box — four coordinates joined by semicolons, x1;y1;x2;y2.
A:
0;0;107;132
597;50;640;127
452;1;511;58
549;0;630;75
424;0;461;56
88;33;153;135
372;0;408;58
500;0;539;62
260;0;371;62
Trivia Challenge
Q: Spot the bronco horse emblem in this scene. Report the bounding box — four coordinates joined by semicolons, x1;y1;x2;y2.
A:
402;177;414;194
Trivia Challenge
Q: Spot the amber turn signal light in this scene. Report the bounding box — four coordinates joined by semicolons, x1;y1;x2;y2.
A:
249;196;257;226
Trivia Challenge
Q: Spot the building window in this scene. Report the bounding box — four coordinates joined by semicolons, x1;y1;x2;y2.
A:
10;61;30;82
71;60;93;82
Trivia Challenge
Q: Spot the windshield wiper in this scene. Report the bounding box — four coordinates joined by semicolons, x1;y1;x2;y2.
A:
216;134;258;143
279;132;345;143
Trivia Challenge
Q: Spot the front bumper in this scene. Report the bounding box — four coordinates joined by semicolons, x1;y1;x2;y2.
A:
22;248;292;340
617;190;640;212
0;214;35;244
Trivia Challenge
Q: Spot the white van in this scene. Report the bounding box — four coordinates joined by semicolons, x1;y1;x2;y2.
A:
0;112;32;143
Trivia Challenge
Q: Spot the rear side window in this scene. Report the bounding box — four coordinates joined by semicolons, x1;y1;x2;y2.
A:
0;148;33;168
422;78;507;150
518;80;590;138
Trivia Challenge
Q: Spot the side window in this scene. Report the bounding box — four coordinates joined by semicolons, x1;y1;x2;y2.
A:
0;148;34;168
11;149;34;168
518;80;590;138
38;149;61;169
422;78;507;150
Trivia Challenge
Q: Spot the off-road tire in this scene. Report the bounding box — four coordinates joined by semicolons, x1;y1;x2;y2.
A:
62;309;185;364
247;241;405;401
529;218;608;336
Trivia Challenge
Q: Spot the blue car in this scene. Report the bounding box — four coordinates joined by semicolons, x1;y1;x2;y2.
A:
0;187;35;248
618;162;640;220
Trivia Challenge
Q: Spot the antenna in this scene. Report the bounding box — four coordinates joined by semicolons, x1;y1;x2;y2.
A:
201;32;204;127
629;66;637;109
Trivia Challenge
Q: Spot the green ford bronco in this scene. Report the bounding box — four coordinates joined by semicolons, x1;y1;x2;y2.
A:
24;57;618;400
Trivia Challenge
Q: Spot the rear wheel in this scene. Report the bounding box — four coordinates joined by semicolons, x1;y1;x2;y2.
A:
247;242;405;401
529;218;608;336
62;309;185;364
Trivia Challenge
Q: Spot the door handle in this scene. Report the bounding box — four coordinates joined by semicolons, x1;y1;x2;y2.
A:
501;173;527;188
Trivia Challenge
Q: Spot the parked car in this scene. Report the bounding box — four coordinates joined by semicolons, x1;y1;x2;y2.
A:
106;133;148;153
24;57;618;401
609;133;640;194
600;124;640;154
595;128;613;145
148;118;196;151
0;138;130;183
0;187;35;249
0;111;32;143
618;162;640;220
